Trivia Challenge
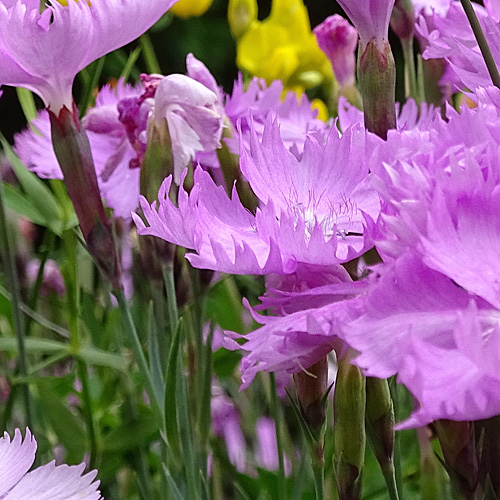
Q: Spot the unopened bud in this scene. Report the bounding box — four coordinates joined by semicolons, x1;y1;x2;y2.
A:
170;0;213;18
434;420;478;498
334;355;366;500
390;0;415;41
294;358;329;436
228;0;258;39
49;104;121;289
357;39;396;139
314;15;357;88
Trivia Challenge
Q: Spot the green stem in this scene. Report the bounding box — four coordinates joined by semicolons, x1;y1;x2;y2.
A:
270;373;286;500
62;229;97;467
140;33;161;74
389;378;403;500
0;174;33;428
313;460;325;500
114;288;163;422
382;465;401;500
401;37;419;101
460;0;500;88
77;360;97;468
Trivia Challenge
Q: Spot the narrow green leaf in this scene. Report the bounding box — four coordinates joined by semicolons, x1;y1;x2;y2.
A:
148;301;165;408
16;88;38;123
3;184;51;227
78;346;128;371
0;337;66;355
164;317;182;456
79;56;106;117
0;135;64;235
162;466;186;500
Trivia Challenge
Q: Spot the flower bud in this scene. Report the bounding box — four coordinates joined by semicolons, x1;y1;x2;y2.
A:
228;0;258;39
294;357;329;436
334;355;366;500
170;0;213;18
49;105;121;289
314;15;357;88
390;0;415;41
357;39;397;138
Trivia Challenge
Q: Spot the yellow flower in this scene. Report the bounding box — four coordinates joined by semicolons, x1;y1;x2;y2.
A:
170;0;213;18
234;0;333;90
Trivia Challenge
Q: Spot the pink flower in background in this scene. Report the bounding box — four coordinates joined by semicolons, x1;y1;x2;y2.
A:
14;81;142;219
0;0;179;111
336;0;395;49
0;428;102;499
314;15;358;87
225;76;328;157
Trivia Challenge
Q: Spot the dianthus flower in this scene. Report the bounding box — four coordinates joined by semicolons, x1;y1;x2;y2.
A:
135;118;378;275
0;0;178;111
336;0;395;50
0;428;102;499
341;87;500;427
418;0;500;91
135;117;379;382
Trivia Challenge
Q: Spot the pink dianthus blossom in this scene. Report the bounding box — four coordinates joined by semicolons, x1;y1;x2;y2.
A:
0;0;178;111
0;428;102;499
336;0;395;49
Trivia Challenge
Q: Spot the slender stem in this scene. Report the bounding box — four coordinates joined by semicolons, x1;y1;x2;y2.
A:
460;0;500;88
139;33;161;74
114;288;162;422
62;229;97;467
382;465;401;500
77;360;97;468
0;175;33;428
389;378;403;500
313;460;325;500
270;373;286;500
401;38;419;101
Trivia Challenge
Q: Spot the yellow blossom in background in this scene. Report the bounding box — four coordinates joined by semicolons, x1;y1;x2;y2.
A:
233;0;333;91
170;0;213;18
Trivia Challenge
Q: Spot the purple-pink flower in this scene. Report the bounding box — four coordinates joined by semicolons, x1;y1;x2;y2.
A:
0;0;179;111
339;87;500;427
336;0;395;49
0;428;102;499
134;118;378;275
314;15;358;88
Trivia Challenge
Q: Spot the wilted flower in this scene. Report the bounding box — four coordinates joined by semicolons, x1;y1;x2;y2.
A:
0;428;102;499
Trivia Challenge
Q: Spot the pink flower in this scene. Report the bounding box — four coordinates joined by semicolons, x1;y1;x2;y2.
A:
417;1;500;91
152;74;223;184
340;87;500;427
314;15;358;87
0;428;102;499
337;0;395;49
0;0;179;111
134;118;379;275
14;81;142;219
